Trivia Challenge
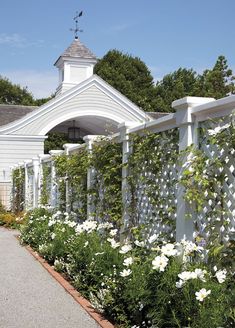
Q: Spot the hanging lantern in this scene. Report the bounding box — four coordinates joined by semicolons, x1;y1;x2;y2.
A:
68;120;80;141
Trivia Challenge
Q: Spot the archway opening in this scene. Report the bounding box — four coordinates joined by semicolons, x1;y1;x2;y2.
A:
44;115;119;153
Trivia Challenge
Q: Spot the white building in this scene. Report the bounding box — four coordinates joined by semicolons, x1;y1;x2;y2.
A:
0;38;159;207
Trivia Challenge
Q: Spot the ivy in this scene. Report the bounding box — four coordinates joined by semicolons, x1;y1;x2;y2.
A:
12;167;25;213
180;113;235;257
53;148;89;219
127;129;179;240
89;138;123;225
40;162;51;206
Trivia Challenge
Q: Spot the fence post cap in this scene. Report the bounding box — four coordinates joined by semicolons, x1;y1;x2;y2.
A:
172;96;214;111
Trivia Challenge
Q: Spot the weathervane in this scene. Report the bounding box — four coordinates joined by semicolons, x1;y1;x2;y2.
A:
70;11;83;39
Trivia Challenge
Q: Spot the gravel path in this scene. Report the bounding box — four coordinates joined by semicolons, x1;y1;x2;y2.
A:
0;227;100;328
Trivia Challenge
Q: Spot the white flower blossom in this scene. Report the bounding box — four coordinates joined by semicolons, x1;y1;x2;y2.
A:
119;244;132;254
120;269;132;277
123;257;133;267
48;219;56;227
51;232;56;240
161;243;178;257
215;269;227;283
107;238;120;249
195;288;211;302
194;268;207;282
134;240;145;247
152;255;169;272
148;234;158;244
208;123;230;136
109;229;118;237
176;280;184;288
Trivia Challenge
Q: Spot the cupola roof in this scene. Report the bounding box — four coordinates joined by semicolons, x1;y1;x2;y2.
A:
55;38;96;66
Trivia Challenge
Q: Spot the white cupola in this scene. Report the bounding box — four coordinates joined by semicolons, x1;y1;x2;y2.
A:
54;37;97;95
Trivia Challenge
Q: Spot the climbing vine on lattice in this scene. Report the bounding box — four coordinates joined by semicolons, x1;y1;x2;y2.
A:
53;148;89;218
12;167;25;213
180;112;235;254
127;129;179;241
89;138;122;226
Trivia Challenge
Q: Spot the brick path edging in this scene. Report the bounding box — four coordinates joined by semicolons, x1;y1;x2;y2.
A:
24;244;115;328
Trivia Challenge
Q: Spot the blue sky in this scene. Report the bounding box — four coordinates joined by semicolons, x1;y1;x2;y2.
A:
0;0;235;98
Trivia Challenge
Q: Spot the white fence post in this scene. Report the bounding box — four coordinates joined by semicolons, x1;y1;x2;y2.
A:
173;97;215;241
49;150;64;208
119;122;138;237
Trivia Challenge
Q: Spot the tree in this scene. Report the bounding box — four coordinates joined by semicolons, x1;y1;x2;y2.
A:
94;49;157;112
0;75;35;105
44;132;70;154
154;68;198;112
195;56;235;99
154;56;235;112
0;75;54;106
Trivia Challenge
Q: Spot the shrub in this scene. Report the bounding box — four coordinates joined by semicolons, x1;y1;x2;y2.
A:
20;208;235;328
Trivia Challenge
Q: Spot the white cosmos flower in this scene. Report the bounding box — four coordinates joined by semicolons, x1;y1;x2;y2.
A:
194;268;207;282
178;271;194;281
123;257;133;267
109;229;118;237
48;219;56;227
215;269;227;283
134;240;145;247
51;232;56;240
82;220;97;233
119;244;132;254
195;288;211;302
161;243;178;257
152;255;169;272
148;234;158;244
176;280;184;288
208;123;230;136
107;238;120;249
120;269;132;277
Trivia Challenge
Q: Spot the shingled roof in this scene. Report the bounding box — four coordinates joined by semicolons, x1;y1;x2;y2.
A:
0;104;37;127
57;38;97;62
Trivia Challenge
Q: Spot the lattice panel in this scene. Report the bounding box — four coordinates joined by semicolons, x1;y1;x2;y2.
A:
131;129;179;241
198;116;235;241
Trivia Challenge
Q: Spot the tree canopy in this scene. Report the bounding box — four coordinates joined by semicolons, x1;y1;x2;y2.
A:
95;52;235;113
0;75;52;106
94;49;157;112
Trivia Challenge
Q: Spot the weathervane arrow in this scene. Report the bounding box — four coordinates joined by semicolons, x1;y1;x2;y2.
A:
70;10;83;39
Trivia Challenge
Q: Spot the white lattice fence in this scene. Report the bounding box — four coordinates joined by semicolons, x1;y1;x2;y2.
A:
129;129;179;241
197;117;235;241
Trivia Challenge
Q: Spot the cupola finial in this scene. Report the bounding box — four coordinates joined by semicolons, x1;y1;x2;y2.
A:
70;10;83;39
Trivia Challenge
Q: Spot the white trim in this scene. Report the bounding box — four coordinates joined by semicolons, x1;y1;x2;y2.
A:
0;75;152;135
0;135;47;142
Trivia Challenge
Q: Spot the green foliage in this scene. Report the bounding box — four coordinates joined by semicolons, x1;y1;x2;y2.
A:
20;208;234;328
53;148;89;217
0;75;54;106
12;167;25;213
0;75;35;105
0;212;25;228
180;114;235;272
40;163;51;206
94;49;157;112
155;56;235;112
155;68;198;112
195;55;235;99
127;129;178;238
44;132;70;154
89;138;123;225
